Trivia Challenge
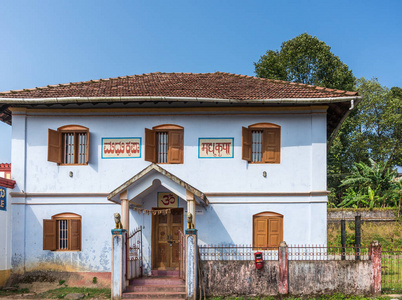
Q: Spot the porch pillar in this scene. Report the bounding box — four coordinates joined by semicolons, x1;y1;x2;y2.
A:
111;229;127;300
120;191;129;231
186;190;196;226
185;229;198;300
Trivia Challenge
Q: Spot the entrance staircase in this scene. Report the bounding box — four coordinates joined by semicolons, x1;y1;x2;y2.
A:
123;270;186;299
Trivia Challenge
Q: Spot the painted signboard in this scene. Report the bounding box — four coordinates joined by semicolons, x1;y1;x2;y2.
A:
102;137;141;159
0;186;6;211
157;192;179;208
198;138;234;158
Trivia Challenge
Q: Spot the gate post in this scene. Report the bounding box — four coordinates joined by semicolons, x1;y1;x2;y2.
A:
185;229;198;300
278;241;289;295
111;229;127;300
371;240;381;296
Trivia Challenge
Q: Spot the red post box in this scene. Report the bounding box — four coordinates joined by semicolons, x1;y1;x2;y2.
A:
254;252;263;269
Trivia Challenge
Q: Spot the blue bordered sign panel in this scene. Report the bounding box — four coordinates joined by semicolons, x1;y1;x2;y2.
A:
0;186;6;211
102;137;141;159
198;138;234;158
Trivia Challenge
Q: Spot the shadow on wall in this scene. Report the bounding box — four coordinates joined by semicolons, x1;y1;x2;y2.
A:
196;205;234;245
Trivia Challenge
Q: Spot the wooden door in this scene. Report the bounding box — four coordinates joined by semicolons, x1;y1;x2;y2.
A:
153;208;183;269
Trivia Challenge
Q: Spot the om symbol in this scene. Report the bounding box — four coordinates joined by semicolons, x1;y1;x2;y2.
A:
161;194;176;206
0;188;5;198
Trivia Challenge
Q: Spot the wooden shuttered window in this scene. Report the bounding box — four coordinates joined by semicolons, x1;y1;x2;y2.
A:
70;219;81;251
168;130;183;164
263;128;280;163
145;128;157;163
253;213;283;248
47;125;89;165
48;129;61;164
43;219;57;251
145;126;184;164
43;215;81;251
242;127;252;161
242;124;280;164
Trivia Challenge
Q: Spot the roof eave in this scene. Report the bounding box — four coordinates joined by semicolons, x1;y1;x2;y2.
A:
0;95;361;105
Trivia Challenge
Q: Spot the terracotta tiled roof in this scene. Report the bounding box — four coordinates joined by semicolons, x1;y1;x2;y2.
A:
0;72;357;100
0;177;16;189
0;163;11;170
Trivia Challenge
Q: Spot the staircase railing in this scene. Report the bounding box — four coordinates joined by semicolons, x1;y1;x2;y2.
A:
178;229;186;280
127;226;143;280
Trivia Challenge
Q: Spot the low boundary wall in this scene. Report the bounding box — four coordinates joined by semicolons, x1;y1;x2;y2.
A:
200;260;372;296
199;242;381;297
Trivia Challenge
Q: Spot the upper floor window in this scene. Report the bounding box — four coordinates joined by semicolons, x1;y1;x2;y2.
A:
43;213;82;251
242;123;280;164
253;212;283;248
48;125;89;165
145;125;184;164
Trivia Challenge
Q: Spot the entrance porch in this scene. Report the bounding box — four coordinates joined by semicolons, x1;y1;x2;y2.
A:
108;164;208;299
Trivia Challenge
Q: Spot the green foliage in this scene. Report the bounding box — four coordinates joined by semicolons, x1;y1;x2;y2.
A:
254;33;356;91
329;79;402;206
58;279;66;286
92;277;97;284
338;159;398;208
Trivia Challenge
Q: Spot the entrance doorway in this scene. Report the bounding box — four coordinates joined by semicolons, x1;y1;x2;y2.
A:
152;208;183;270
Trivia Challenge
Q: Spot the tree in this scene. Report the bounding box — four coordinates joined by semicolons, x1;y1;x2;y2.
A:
254;33;356;91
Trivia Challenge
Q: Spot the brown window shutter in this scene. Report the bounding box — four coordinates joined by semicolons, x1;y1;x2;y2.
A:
253;217;268;248
48;129;61;164
145;128;157;163
43;219;57;250
70;219;81;251
168;130;183;164
268;217;283;247
85;131;90;164
263;128;280;163
242;127;252;161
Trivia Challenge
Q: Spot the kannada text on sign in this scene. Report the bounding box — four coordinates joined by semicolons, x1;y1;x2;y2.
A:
102;138;141;159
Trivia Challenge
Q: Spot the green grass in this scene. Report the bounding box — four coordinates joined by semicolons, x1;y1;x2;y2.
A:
0;287;30;296
382;254;402;293
37;287;111;299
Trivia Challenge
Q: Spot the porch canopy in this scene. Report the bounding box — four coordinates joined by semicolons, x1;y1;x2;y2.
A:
108;163;208;230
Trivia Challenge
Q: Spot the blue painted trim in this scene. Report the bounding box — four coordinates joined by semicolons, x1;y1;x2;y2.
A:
157;192;179;208
111;229;127;235
0;186;6;211
198;137;234;159
101;137;142;159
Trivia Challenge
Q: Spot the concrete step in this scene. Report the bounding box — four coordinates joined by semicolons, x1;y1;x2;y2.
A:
122;291;186;299
126;285;185;292
130;277;184;286
151;270;179;277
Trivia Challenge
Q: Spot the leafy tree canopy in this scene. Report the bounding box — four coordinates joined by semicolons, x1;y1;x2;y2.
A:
254;33;356;91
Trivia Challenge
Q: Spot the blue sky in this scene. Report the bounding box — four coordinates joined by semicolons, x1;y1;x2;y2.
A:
0;0;401;163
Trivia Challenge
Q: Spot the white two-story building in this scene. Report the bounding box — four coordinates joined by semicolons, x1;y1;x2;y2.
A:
0;72;360;282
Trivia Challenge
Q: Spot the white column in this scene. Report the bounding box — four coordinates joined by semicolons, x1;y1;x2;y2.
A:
120;191;129;231
186;190;196;227
111;229;127;299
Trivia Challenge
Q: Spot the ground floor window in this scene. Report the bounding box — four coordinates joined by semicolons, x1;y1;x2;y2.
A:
43;213;81;251
253;212;283;248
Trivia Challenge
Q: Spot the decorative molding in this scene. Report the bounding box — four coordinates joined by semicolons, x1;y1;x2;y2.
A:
10;192;109;198
204;191;330;197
